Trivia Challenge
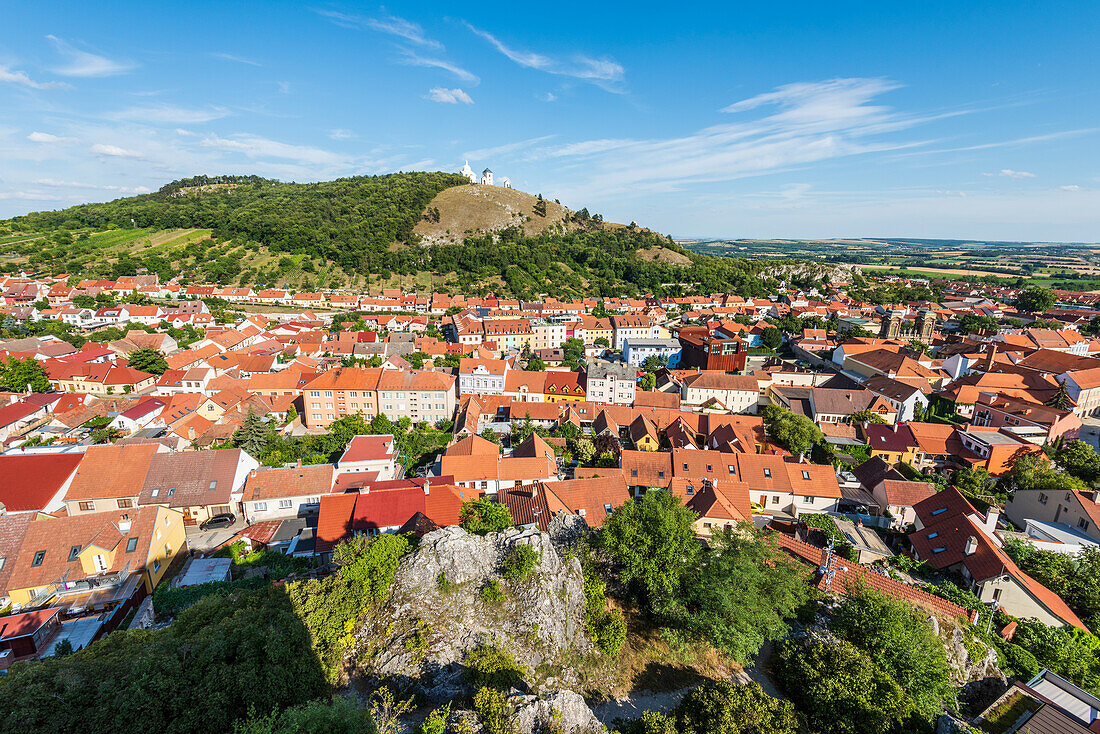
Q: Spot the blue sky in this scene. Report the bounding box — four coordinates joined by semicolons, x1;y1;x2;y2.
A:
1;1;1098;240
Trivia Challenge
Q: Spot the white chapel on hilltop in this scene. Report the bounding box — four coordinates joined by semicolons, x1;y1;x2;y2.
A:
460;160;510;188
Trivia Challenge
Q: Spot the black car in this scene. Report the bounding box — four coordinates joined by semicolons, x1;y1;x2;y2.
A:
200;513;236;530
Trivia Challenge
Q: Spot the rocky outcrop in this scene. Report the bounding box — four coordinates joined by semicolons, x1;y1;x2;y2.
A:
512;690;604;734
356;526;589;702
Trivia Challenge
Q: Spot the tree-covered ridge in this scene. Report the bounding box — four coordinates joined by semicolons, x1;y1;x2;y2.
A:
2;171;774;297
8;172;467;274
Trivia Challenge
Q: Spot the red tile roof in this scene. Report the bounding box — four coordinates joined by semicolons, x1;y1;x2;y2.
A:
0;453;82;512
0;606;60;640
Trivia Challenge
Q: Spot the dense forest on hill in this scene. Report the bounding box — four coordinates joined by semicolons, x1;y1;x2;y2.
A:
1;172;773;297
7;173;466;274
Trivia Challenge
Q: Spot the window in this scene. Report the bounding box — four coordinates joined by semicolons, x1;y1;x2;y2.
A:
117;498;133;509
0;557;4;571
151;488;161;498
68;545;82;561
126;537;138;553
310;391;320;397
209;480;218;491
763;468;772;478
325;391;332;397
153;558;161;572
931;507;947;516
772;496;780;504
167;487;175;498
254;502;268;511
78;501;95;512
32;550;46;566
932;547;946;553
1038;493;1048;505
631;469;638;477
1080;517;1092;532
604;504;613;515
278;499;293;509
928;532;939;539
728;465;736;475
801;470;811;480
803;496;813;503
706;464;712;472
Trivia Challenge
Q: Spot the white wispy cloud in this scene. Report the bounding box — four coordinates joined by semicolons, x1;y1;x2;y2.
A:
426;87;473;104
1060;184;1082;191
312;9;442;49
397;48;478;83
210;52;261;66
0;64;69;90
463;135;557;160
366;14;442;49
34;178;150;193
47;35;134;77
464;23;624;91
199;133;343;165
90;143;143;158
328;128;356;140
27;131;76;144
537;78;934;197
983;168;1036;179
111;104;231;124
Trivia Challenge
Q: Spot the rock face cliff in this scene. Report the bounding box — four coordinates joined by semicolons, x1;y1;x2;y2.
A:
355;525;590;703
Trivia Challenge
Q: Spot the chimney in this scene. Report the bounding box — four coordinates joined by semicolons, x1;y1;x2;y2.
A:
984;343;997;371
423;478;430;496
982;508;1000;536
118;514;132;534
964;535;978;556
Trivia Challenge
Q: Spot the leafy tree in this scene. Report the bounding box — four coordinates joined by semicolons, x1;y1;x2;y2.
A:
678;681;798;734
0;357;50;392
641;354;668;372
561;337;585;369
460;498;513;535
525;356;546;371
594;336;610;348
761;326;782;350
952;466;993;497
333;533;411;602
761;404;823;457
1046;379;1073;410
639;372;656;391
478;427;502;445
572;438;597;465
1015;287;1056;313
831;589;956;722
0;587;328;734
666;525;810;664
233;698;376;734
235;410;272;458
851;409;886;424
1055;439;1100;484
957;313;1000;333
127;347;168;375
775;637;914;734
599;491;699;612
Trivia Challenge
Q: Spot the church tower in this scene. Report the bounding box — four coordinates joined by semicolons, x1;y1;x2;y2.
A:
481;168;494;186
460;160;476;184
879;310;903;339
915;309;936;341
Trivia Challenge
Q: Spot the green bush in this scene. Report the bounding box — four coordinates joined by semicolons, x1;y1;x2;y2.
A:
592;609;626;656
800;513;856;561
403;622;432;659
501;545;539;582
460;499;514;535
473;687;517;734
481;579;506;606
232;697;376;734
153;576;267;616
463;644;525;690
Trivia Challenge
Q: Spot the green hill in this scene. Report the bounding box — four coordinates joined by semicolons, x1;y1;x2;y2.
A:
0;172;774;299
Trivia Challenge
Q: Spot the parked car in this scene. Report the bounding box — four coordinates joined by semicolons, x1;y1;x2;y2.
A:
200;513;236;530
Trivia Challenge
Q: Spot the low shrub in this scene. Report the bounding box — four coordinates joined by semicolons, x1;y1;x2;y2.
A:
464;643;525;690
501;545;539;582
481;579;506;606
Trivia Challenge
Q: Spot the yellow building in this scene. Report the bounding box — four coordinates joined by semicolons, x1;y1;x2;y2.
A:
3;505;185;608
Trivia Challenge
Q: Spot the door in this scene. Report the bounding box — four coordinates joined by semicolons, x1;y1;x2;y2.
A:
759;495;767;508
